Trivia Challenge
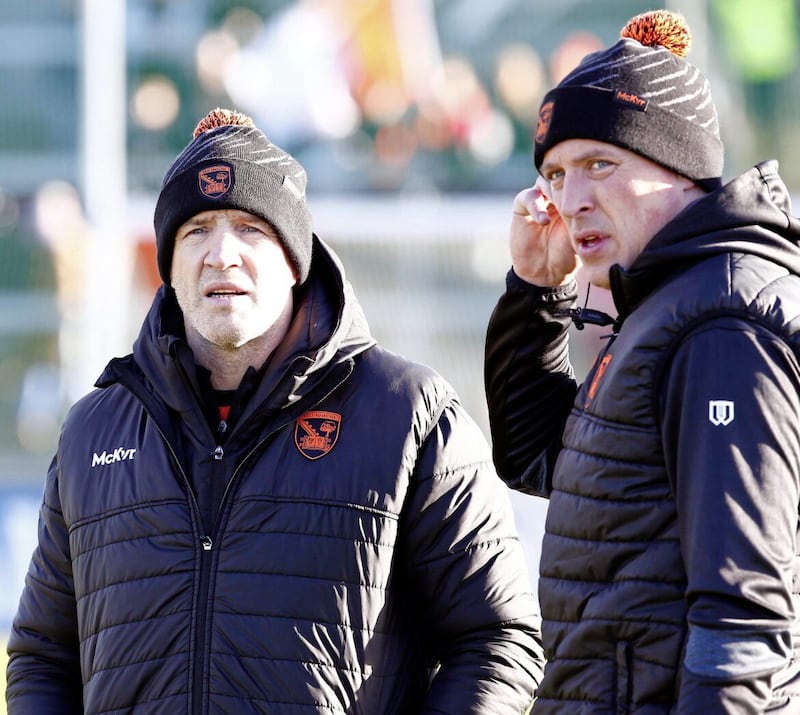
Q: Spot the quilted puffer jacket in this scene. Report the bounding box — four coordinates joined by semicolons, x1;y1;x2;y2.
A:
485;162;800;713
7;236;544;714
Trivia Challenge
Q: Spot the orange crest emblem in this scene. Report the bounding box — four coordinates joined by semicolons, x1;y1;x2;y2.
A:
295;411;341;460
585;353;612;408
535;101;554;145
198;163;233;198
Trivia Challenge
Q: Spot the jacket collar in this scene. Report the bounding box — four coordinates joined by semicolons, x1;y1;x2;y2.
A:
608;161;800;322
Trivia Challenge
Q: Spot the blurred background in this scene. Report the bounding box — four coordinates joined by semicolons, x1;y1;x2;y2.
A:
1;0;799;696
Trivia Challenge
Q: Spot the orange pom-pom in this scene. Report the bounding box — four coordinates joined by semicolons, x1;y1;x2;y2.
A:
620;10;691;58
192;108;256;138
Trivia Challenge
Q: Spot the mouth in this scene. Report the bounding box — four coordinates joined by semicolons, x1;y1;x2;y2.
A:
203;284;250;303
574;232;607;255
207;289;246;297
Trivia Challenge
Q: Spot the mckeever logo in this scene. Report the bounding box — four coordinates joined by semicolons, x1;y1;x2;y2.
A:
92;447;137;468
614;88;648;112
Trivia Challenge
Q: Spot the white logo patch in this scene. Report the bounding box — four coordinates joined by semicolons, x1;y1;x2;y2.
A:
708;400;734;426
92;447;136;467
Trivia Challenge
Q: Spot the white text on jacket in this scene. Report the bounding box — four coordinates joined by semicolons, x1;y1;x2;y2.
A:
92;447;137;467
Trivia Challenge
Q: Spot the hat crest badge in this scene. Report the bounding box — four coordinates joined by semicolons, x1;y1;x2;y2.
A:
198;163;233;199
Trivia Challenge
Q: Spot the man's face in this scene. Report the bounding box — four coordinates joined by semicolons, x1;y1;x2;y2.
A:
539;139;702;289
171;209;298;352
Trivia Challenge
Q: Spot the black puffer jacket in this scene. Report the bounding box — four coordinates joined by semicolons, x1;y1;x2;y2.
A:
7;236;544;714
485;162;800;713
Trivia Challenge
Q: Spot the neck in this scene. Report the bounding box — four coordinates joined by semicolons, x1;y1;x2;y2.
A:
203;349;260;391
187;297;295;391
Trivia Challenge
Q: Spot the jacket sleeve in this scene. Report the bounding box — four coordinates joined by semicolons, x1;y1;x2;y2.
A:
659;317;800;714
484;270;579;496
402;391;545;715
6;452;83;714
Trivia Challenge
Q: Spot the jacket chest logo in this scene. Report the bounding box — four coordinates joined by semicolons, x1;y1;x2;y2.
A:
708;400;734;426
294;411;341;460
91;446;136;467
585;353;612;408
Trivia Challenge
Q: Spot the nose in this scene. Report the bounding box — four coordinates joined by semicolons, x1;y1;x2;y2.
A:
204;227;243;270
557;171;593;219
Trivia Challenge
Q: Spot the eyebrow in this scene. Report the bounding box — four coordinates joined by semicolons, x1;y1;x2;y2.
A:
183;216;212;228
182;211;261;229
181;212;225;228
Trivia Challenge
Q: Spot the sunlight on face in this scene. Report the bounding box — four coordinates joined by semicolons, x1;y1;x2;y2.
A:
541;139;704;288
171;209;298;353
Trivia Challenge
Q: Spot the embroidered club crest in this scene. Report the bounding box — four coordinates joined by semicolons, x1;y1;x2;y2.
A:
535;101;554;145
584;353;612;407
198;163;233;199
295;411;341;460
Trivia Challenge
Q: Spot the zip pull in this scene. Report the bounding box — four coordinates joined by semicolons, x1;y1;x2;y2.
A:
201;536;213;551
212;445;224;460
217;405;231;437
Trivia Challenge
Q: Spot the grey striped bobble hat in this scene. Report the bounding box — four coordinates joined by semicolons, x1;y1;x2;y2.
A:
154;108;313;285
534;10;723;190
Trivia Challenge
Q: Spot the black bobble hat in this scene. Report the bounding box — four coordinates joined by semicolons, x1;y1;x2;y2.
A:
534;10;723;190
154;108;313;285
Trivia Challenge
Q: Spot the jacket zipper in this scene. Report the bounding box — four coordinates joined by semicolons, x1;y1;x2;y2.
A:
190;422;226;714
192;533;214;714
184;362;353;712
136;414;214;714
187;429;279;714
149;422;214;715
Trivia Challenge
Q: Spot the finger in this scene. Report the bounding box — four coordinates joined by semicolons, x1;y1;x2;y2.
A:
533;176;562;223
512;186;538;217
531;191;554;225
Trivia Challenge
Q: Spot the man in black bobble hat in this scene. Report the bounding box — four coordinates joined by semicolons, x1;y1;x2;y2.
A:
533;10;724;191
485;9;800;713
6;106;545;713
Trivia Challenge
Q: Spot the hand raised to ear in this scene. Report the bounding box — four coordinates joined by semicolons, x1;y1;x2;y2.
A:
509;177;580;287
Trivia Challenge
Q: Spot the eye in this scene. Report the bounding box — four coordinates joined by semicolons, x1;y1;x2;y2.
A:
589;159;614;172
545;169;564;188
233;221;265;236
178;225;206;241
